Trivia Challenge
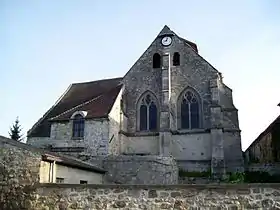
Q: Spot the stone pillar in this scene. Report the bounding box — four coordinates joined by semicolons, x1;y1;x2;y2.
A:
210;77;225;178
159;53;171;156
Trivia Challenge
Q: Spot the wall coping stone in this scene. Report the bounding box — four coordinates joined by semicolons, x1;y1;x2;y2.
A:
37;183;280;189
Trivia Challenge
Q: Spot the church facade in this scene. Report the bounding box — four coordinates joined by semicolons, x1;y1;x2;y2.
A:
27;26;244;173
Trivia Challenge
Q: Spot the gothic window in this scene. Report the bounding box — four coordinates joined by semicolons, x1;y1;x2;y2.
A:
139;93;158;131
173;52;180;66
72;114;85;138
180;90;200;129
153;53;161;68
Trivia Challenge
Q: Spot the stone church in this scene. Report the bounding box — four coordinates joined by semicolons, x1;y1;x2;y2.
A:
27;26;244;174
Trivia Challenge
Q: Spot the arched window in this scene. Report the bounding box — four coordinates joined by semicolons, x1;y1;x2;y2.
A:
153;53;161;68
72;114;85;138
139;93;158;131
173;52;180;66
180;90;200;129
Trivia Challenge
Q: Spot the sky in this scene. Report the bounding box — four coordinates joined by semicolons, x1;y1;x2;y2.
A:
0;0;279;150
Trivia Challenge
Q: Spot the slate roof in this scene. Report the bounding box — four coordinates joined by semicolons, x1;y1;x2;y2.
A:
28;77;123;137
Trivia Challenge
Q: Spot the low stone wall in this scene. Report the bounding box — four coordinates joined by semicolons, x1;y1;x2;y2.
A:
0;136;41;209
33;183;280;209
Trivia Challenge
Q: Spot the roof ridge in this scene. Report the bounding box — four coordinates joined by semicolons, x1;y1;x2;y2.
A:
72;77;123;85
49;84;122;121
245;114;280;152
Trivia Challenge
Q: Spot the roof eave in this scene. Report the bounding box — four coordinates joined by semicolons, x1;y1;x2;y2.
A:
48;115;109;122
42;154;106;173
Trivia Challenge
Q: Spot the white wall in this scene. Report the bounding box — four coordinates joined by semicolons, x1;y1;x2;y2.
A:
55;164;103;184
39;161;51;183
171;133;211;160
108;88;122;155
84;120;109;155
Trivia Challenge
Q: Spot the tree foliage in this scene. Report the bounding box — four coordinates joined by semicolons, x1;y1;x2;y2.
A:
9;117;23;141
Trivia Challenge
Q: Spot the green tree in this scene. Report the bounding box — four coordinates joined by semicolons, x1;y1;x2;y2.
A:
9;117;23;141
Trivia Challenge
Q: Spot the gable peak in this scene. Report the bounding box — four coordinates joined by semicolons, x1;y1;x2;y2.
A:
156;25;198;53
158;25;175;37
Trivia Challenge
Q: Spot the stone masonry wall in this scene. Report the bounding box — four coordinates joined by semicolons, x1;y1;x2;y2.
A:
103;155;178;185
246;163;280;175
75;155;178;184
0;136;41;209
28;119;110;155
32;183;280;209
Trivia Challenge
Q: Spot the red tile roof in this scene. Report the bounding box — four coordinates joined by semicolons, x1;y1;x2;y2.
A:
28;77;122;137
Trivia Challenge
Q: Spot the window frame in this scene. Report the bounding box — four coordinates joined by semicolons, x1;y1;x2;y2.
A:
72;113;85;139
136;91;159;132
152;53;161;68
80;180;88;184
177;88;203;130
56;177;64;183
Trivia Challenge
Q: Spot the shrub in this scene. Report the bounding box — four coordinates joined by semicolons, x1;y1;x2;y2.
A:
244;171;280;183
226;172;245;183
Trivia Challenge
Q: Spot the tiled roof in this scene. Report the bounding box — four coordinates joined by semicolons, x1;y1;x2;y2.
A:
28;77;122;137
50;84;122;121
245;114;280;152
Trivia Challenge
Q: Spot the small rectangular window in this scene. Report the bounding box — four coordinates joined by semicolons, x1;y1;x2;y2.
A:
56;177;64;183
80;180;88;184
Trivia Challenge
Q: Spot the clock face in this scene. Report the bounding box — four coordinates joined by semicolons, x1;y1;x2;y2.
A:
161;36;172;46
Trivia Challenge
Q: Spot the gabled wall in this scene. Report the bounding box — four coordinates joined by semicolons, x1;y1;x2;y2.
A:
28;119;109;155
120;27;243;173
